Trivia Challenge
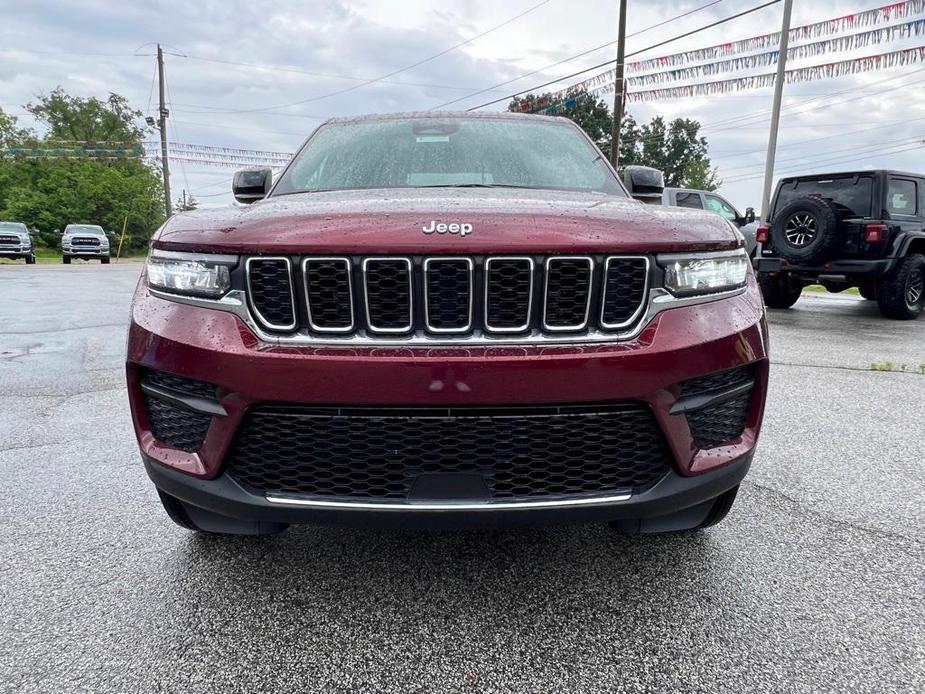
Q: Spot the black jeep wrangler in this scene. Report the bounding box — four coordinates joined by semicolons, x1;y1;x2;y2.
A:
755;170;925;319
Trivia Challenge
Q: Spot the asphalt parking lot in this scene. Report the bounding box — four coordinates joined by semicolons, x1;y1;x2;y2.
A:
1;263;922;693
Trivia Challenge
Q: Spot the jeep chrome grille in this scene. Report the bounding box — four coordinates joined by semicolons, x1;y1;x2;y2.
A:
243;255;650;342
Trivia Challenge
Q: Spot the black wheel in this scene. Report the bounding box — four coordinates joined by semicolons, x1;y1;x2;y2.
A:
156;490;289;535
878;254;925;320
771;197;842;264
25;255;36;265
858;283;878;301
62;256;71;264
101;257;111;264
758;272;803;309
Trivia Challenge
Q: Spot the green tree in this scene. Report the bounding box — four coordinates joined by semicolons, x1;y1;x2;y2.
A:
633;116;719;190
26;87;147;144
0;89;164;252
508;90;719;190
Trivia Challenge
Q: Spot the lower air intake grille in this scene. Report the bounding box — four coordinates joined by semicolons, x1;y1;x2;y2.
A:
226;403;672;501
687;391;752;450
144;397;211;452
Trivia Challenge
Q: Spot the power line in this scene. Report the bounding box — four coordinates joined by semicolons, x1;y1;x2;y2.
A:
212;0;554;115
168;53;516;93
429;0;728;111
445;0;780;111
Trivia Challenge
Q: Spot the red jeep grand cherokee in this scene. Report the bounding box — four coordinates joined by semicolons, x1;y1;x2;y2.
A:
126;112;769;536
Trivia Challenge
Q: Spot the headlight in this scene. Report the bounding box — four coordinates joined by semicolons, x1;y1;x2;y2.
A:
659;249;749;297
147;250;236;298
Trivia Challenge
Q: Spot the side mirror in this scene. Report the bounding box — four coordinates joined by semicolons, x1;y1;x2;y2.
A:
233;168;272;204
619;165;665;205
744;207;756;224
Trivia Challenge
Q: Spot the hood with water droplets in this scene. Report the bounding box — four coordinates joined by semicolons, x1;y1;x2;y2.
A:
153;187;740;255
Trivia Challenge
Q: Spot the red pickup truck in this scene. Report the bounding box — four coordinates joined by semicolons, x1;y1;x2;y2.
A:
126;112;768;536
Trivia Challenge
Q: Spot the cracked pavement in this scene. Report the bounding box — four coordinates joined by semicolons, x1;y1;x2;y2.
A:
1;264;923;693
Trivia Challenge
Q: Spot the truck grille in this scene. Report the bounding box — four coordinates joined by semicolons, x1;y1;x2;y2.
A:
71;236;101;247
0;235;20;246
226;402;672;501
243;255;650;340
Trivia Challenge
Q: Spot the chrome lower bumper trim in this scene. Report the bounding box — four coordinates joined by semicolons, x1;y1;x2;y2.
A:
264;491;633;511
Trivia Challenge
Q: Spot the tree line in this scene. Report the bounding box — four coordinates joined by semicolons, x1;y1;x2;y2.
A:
509;91;721;191
0;88;165;253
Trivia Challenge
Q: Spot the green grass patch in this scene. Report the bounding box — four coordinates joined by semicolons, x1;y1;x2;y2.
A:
803;284;861;296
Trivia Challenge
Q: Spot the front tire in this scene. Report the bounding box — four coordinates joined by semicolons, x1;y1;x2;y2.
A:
758;272;803;309
878;254;925;320
62;256;71;264
25;254;36;265
101;257;111;264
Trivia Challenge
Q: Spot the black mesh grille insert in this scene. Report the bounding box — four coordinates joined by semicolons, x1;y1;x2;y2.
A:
144;396;211;452
680;365;755;399
425;259;472;331
142;370;217;400
486;258;532;330
248;259;295;329
364;259;412;331
226;403;672;501
305;259;353;331
602;258;648;327
687;390;752;450
545;258;592;329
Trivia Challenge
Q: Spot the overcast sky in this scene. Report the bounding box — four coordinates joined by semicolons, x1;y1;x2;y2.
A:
2;0;924;210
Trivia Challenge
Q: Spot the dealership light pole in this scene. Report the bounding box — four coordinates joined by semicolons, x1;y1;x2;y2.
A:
610;0;628;168
760;0;793;221
157;44;172;218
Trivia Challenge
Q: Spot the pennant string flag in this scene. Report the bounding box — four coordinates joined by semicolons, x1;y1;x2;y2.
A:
628;44;925;103
628;0;925;72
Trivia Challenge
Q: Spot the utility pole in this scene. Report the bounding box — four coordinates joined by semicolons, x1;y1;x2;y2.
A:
157;44;172;218
760;0;794;221
610;0;628;168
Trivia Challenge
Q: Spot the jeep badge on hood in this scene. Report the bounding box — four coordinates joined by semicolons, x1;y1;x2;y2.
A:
422;220;473;236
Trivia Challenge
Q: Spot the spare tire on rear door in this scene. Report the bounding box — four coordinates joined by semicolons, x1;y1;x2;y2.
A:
771;196;841;265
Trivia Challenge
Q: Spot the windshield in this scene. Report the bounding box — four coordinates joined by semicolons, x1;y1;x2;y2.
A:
273;117;624;196
66;225;104;234
0;222;27;233
773;176;873;218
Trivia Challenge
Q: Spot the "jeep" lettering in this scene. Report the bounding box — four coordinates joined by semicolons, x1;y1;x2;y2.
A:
422;220;473;236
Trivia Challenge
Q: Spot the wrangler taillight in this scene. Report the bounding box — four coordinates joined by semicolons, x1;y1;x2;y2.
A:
865;224;888;243
756;227;770;244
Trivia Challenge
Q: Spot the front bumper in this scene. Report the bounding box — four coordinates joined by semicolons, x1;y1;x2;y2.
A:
0;247;32;258
63;247;109;256
127;273;769;526
145;450;753;529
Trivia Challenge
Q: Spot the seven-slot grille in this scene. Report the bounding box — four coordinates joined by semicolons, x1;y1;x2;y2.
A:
244;255;650;339
0;235;20;246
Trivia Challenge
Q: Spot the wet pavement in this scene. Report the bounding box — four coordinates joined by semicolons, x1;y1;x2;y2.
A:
1;263;922;693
